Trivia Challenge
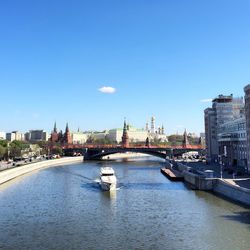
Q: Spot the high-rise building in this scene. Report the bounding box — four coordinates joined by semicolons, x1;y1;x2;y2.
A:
217;116;247;169
25;130;48;142
244;84;250;172
6;131;24;142
204;94;244;163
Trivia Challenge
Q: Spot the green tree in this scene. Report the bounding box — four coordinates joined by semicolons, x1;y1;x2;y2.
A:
167;134;183;146
0;145;6;159
0;140;8;148
51;147;63;155
9;140;29;159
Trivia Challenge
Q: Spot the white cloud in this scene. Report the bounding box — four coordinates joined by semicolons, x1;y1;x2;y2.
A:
200;98;212;103
98;86;116;94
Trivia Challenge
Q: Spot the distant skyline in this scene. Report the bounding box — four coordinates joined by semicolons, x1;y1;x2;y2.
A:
0;1;249;134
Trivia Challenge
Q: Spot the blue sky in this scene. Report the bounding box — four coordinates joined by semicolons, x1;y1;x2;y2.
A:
0;0;249;134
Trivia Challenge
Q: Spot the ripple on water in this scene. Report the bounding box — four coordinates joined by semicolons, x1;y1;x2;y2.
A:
0;161;249;250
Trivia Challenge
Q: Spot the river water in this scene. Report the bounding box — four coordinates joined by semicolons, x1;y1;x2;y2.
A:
0;158;250;250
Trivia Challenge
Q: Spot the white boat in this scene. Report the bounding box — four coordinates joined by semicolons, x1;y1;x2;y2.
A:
99;167;117;191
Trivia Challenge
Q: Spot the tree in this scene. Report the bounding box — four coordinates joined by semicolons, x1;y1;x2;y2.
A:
167;134;183;146
51;147;63;156
9;140;29;159
9;145;21;159
0;140;8;148
0;145;6;159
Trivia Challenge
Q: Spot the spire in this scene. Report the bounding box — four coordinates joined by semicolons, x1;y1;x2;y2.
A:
123;118;127;132
63;123;72;144
65;122;69;133
122;119;129;148
53;121;57;133
51;121;58;142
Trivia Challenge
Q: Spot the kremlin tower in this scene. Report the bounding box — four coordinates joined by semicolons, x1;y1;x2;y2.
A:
182;129;190;148
121;120;129;148
51;122;59;143
63;122;72;144
50;122;72;144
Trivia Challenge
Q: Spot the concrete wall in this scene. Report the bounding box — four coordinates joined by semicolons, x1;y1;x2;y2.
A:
177;163;191;172
0;157;83;185
213;179;250;206
183;171;215;190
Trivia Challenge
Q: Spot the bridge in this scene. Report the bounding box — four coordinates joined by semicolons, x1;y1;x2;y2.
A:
62;144;205;160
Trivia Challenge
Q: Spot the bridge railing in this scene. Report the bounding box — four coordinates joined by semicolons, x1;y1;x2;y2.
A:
61;143;204;150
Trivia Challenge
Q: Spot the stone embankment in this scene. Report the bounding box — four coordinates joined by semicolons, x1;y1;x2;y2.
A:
0;157;83;185
163;161;250;206
213;178;250;206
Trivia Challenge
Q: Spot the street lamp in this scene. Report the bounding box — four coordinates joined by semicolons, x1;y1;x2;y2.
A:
218;155;223;179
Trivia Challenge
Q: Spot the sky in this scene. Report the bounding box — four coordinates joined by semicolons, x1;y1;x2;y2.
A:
0;0;249;135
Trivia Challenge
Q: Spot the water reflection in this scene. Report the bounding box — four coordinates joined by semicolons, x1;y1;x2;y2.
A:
0;160;250;250
103;189;117;201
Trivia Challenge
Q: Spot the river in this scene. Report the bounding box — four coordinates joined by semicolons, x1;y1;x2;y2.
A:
0;158;249;250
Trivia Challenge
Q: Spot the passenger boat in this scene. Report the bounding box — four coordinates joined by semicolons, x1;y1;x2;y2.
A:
99;167;117;191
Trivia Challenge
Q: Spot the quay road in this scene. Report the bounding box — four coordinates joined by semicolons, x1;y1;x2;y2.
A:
182;160;250;190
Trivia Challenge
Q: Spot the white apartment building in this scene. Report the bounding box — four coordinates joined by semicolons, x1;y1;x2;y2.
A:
6;131;25;142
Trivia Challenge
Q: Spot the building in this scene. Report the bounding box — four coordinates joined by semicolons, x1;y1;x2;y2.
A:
49;122;73;144
0;132;6;140
107;125;148;143
150;117;155;134
63;123;72;144
6;131;25;142
182;129;190;148
51;122;59;143
217;116;247;169
204;94;244;163
204;107;217;162
244;84;250;172
199;133;206;147
71;132;87;144
25;130;49;142
121;120;129;148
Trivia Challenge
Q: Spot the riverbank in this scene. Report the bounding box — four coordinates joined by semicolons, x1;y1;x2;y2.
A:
169;161;250;206
0;156;83;185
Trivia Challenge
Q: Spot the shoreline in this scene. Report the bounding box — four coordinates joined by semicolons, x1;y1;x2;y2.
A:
171;160;250;207
0;156;83;185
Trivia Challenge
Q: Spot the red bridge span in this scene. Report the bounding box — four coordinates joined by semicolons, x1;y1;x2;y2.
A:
62;144;205;160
